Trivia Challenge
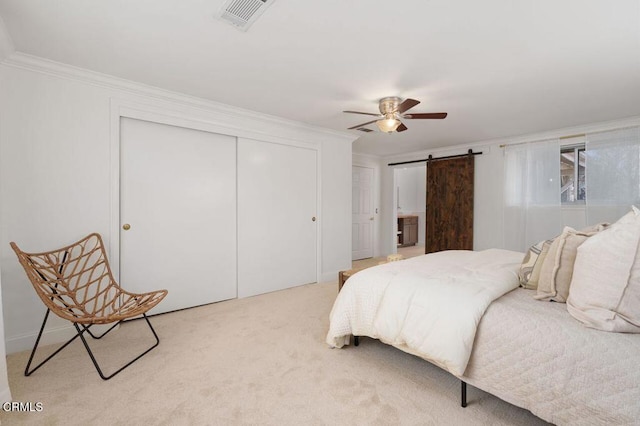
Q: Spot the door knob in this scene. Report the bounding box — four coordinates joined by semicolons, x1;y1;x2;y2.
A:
122;224;131;230
312;217;317;222
369;217;374;221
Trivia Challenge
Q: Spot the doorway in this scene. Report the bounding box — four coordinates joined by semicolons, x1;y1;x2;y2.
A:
393;164;426;257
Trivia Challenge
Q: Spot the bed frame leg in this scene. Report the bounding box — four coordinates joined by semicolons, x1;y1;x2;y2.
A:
461;381;467;407
353;336;359;346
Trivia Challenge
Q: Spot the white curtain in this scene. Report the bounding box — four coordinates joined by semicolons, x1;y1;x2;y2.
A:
585;127;640;225
585;127;640;224
503;139;562;252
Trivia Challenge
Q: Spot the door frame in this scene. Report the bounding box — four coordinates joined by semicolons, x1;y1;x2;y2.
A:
109;99;322;285
391;162;427;254
352;157;380;259
351;164;375;260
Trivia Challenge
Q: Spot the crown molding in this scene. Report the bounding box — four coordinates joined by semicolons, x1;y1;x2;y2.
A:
384;115;640;163
1;52;356;143
486;115;640;147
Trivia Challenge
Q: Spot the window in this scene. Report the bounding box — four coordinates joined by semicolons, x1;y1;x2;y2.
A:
560;144;586;203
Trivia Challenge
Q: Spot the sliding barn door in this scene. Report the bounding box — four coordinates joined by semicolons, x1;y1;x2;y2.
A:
425;155;474;253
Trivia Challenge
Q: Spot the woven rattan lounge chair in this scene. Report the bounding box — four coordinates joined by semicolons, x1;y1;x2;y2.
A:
10;233;168;380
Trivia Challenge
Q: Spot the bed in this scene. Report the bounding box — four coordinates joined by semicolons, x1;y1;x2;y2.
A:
326;248;640;425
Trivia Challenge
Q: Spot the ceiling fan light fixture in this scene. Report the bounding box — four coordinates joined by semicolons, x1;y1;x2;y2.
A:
376;114;401;133
344;97;446;133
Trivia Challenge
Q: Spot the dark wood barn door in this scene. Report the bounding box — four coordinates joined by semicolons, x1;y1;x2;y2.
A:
425;155;475;253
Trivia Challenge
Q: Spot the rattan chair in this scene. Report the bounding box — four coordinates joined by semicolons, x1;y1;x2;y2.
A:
10;233;168;380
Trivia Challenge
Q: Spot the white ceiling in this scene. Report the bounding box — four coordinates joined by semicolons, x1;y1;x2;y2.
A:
0;0;639;156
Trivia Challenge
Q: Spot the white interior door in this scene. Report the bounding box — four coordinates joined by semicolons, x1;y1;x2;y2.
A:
237;139;317;298
352;165;374;260
120;118;237;314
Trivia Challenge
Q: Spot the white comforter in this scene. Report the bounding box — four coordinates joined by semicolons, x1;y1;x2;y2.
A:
326;249;524;376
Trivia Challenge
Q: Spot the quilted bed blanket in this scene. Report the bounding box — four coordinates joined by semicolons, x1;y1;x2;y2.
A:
326;249;524;376
463;288;640;425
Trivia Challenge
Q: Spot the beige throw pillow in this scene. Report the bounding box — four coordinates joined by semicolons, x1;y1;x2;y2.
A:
528;240;551;290
535;227;597;303
518;241;544;288
567;207;640;333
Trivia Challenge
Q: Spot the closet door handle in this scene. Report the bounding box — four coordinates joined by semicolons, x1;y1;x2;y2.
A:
122;224;131;230
312;217;317;222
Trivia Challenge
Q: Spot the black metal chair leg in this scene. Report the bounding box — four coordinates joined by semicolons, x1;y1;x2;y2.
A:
26;311;160;381
74;313;160;380
461;381;467;407
25;309;83;377
83;321;122;340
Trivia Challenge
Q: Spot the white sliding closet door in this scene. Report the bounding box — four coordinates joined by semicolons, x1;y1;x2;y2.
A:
237;139;318;298
120;118;237;314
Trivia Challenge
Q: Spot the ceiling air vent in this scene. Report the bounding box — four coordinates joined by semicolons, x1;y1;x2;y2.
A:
357;128;374;133
217;0;275;32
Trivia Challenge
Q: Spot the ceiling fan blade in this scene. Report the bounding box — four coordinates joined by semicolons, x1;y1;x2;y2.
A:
343;110;380;117
403;112;448;119
396;123;408;132
398;98;420;114
348;119;378;130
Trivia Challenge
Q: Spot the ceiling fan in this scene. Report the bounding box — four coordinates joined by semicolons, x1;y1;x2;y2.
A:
344;97;447;133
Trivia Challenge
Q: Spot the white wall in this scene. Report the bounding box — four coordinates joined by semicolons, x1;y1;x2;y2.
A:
0;55;354;353
0;272;10;403
0;13;13;401
378;116;640;256
323;138;353;274
396;166;424;213
0;15;13;61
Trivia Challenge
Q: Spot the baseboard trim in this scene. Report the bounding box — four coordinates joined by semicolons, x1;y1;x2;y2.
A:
6;325;76;354
6;322;119;354
320;271;339;283
0;386;12;403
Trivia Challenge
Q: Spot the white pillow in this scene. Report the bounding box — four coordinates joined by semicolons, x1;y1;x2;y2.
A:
567;207;640;332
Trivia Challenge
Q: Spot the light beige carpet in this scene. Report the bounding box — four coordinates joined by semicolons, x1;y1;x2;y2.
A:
2;281;548;425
